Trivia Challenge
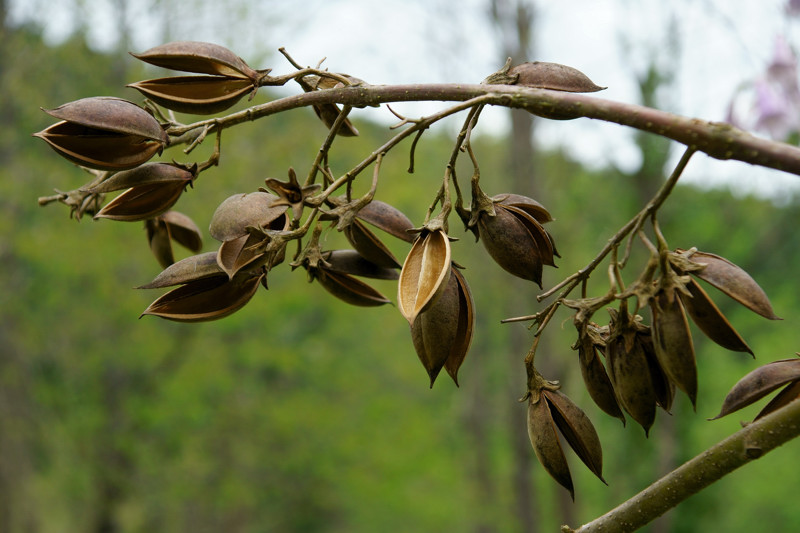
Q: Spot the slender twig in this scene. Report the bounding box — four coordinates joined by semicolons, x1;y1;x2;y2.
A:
163;84;800;177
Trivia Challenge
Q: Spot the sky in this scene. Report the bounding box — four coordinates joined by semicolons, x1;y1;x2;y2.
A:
10;0;800;200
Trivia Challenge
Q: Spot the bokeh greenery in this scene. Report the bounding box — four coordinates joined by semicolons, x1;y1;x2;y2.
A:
2;20;799;533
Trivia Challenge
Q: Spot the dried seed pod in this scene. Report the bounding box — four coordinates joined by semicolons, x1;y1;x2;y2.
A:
493;192;554;223
477;203;546;287
576;329;626;424
217;233;265;279
650;289;698;408
354;200;416;243
680;277;753;355
755;380;800;420
410;265;474;387
131;41;263;81
502;204;557;267
209;192;288;242
93;163;196;221
141;270;263;322
672;249;780;320
397;229;451;325
641;332;676;413
711;358;800;420
35;97;167;170
606;309;657;435
508;61;606;93
128;76;255;115
312;267;392;307
138;251;222;289
263;167;321;221
145;210;203;268
544;390;605;485
322;249;399;280
344;218;402;269
528;393;574;500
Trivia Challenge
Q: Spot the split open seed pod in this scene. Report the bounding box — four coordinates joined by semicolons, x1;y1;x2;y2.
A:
712;357;800;421
527;388;605;501
311;265;392;307
397;228;451;325
670;249;780;320
35;97;167;170
140;270;263;322
575;325;625;424
679;277;753;355
322;249;399;280
128;76;256;115
93;163;196;221
508;61;606;93
650;287;698;409
138;251;223;289
131;41;264;81
145;210;203;268
410;265;474;387
297;75;359;136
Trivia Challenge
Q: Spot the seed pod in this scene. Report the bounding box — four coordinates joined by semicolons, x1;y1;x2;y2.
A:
494;192;554;223
145;210;203;268
754;380;800;420
410;265;474;387
606;309;657;435
93;163;195;221
128;76;254;115
131;41;263;81
672;249;780;320
544;390;605;485
680;277;753;355
354;200;416;243
312;267;392;307
322;249;399;280
35;97;167;170
397;229;451;325
641;332;675;413
650;289;698;408
711;358;800;420
344;218;402;269
477;203;546;287
141;270;263;322
508;61;606;93
576;331;626;424
209;192;288;242
138;251;222;289
527;393;574;500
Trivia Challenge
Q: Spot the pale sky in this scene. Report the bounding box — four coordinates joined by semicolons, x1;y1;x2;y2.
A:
10;0;800;199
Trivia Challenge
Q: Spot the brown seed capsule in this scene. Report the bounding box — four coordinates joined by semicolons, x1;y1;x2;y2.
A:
671;249;780;320
544;390;605;485
35;97;167;170
398;229;451;325
508;61;606;93
296;75;359;136
354;200;416;243
477;203;547;287
576;328;626;424
322;249;399;280
93;163;196;221
312;267;392;307
344;218;402;269
138;251;222;289
263;167;322;221
141;270;263;322
679;277;753;356
650;289;698;408
754;380;800;420
131;41;264;81
711;358;800;420
145;210;203;268
528;393;574;500
209;192;288;242
410;265;474;387
128;76;255;115
606;309;657;435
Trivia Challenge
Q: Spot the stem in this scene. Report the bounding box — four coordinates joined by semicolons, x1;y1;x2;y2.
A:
165;84;800;178
565;398;800;533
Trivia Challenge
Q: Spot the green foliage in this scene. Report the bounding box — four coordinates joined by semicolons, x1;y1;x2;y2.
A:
3;24;800;533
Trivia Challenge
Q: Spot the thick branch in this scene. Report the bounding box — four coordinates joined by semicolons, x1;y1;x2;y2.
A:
168;83;800;177
565;398;800;533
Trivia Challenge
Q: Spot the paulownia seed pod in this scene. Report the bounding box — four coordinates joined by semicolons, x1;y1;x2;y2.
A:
145;210;203;268
397;228;451;325
34;97;167;170
712;357;800;421
650;287;698;409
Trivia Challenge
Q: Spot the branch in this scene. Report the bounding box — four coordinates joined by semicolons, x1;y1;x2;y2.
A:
167;83;800;178
564;398;800;533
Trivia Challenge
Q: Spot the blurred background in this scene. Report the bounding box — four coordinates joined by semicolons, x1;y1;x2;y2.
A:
2;0;800;531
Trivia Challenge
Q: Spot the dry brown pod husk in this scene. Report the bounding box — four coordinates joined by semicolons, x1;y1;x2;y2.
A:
209;192;288;242
398;228;451;325
131;41;263;80
322;249;399;280
145;210;203;268
711;357;800;420
679;277;753;355
650;288;698;408
138;251;223;289
410;265;474;387
312;267;392;307
128;76;255;115
509;61;606;93
93;164;196;221
477;203;545;287
576;328;626;424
